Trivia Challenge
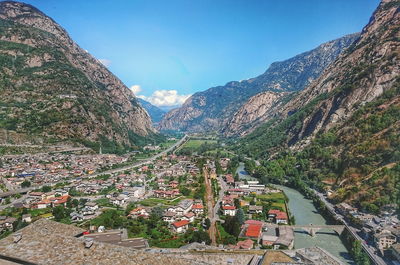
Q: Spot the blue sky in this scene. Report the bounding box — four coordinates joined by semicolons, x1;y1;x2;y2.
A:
20;0;379;107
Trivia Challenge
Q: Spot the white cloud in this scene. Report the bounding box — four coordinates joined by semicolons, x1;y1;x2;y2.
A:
98;58;111;67
130;85;142;95
137;89;191;107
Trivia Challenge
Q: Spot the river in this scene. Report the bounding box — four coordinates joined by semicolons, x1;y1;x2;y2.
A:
275;185;354;265
236;162;257;181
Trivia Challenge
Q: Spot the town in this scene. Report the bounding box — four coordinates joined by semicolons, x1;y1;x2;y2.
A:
0;135;398;265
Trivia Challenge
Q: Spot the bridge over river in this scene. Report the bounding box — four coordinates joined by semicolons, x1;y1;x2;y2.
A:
267;224;345;237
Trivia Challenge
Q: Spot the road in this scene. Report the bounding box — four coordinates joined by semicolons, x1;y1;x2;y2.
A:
212;175;228;224
203;166;217;245
313;190;387;265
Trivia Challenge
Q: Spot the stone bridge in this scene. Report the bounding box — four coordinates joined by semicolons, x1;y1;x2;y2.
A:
291;225;345;237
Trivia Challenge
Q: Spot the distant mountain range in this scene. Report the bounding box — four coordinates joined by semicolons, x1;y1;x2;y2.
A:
0;1;156;151
158;33;360;134
137;98;166;123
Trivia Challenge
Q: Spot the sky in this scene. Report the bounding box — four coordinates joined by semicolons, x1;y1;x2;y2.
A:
19;0;380;107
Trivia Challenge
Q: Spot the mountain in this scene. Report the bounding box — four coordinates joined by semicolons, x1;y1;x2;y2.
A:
158;33;359;133
0;1;155;151
238;0;399;210
137;98;166;123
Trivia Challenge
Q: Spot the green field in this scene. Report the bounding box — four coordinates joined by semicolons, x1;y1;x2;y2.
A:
138;196;185;207
181;139;217;149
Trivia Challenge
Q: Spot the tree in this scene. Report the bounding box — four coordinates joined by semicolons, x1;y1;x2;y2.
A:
151;206;164;219
351;240;371;265
234;198;241;209
223;216;240;237
179;186;191;196
235;208;245;225
41;186;51;193
222;234;237;245
191;230;211;245
21;180;31;188
204;218;211;230
125;202;137;215
53;206;65;221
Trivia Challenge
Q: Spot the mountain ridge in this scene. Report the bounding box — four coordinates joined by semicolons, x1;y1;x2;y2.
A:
158;33;359;133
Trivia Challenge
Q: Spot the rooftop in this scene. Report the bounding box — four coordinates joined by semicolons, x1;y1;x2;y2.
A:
245;224;262;238
0;219;198;265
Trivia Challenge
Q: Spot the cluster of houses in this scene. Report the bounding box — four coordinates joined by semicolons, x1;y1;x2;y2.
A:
235;220;294;250
336;202;399;256
219;179;289;225
164;199;204;233
0;153;128;190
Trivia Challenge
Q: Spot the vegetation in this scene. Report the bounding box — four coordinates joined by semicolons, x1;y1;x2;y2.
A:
237;84;400;213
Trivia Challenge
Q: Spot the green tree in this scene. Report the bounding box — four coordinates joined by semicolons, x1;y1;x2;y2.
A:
179;186;191;196
151;206;164;218
52;206;65;221
235;208;245;225
41;186;51;192
204;218;211;229
223;216;240;237
21;180;31;188
190;230;211;245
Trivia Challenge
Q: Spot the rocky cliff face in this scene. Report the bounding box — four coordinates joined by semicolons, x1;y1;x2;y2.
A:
0;1;154;147
239;0;399;156
159;33;359;133
223;91;290;136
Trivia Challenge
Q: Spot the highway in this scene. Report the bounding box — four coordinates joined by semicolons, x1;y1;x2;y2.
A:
313;190;387;265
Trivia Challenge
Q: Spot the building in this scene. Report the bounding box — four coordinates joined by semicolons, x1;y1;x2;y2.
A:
276;212;288;224
268;209;289;224
192;203;204;216
183;212;195;223
229;239;254;250
222;205;237;216
374;230;397;250
245;224;262;240
22;214;32;223
172;220;189;233
0;216;16;231
248;205;263;214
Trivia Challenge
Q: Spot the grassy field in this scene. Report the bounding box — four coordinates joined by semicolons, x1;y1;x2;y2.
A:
181;139;217;149
138;196;185;207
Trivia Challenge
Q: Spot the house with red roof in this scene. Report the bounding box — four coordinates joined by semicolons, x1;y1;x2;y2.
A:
192;203;204;216
229;239;254;250
172;220;189;233
268;209;288;224
276;212;288;224
183;212;195;223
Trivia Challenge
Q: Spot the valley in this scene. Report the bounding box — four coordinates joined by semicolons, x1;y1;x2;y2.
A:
0;0;398;265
